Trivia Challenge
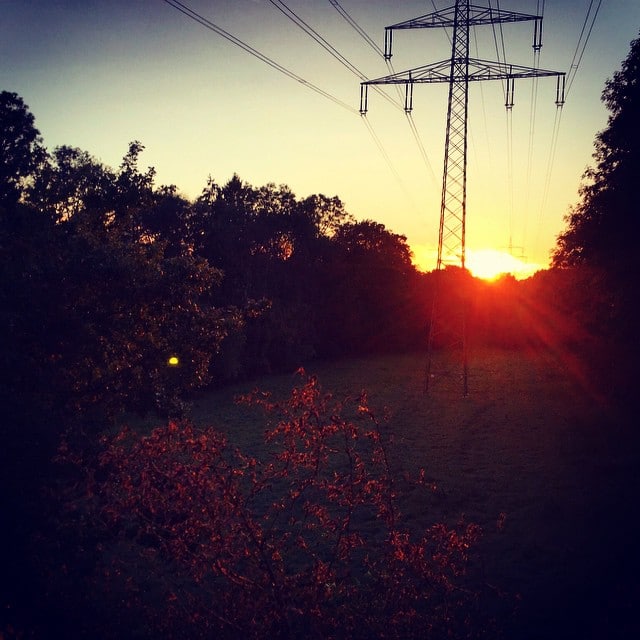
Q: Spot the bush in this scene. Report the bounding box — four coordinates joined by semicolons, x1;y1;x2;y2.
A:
53;374;490;639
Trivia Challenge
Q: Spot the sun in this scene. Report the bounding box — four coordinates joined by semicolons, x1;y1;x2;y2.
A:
465;249;536;281
410;244;540;279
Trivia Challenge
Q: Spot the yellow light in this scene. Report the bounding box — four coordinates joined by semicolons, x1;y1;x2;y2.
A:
167;356;180;366
466;249;538;281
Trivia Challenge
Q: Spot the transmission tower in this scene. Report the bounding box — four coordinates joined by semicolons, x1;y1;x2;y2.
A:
359;0;565;395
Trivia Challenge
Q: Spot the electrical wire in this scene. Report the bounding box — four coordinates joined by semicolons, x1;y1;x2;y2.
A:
472;27;492;167
269;0;367;81
161;0;358;115
265;0;428;206
523;0;545;253
360;114;423;215
327;0;384;58
163;0;435;233
506;107;515;251
487;0;507;99
536;104;563;245
536;0;601;245
405;112;438;187
434;0;453;46
162;0;417;205
268;0;403;112
565;0;603;98
360;116;402;185
326;0;437;187
487;0;513;250
494;0;509;65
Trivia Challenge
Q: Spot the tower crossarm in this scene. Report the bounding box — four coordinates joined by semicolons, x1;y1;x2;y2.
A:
384;4;543;59
387;5;539;30
363;59;565;85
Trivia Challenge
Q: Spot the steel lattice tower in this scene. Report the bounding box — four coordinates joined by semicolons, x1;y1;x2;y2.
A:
360;0;565;394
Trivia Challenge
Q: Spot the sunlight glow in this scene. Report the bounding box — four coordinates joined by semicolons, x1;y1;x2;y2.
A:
411;244;540;280
465;249;538;281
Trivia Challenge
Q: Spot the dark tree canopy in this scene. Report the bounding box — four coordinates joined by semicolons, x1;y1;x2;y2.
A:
551;32;640;387
0;91;45;207
554;32;640;272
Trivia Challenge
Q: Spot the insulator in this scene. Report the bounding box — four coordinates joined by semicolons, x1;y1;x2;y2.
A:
555;74;566;106
404;80;413;113
384;28;393;60
533;18;543;51
359;84;368;115
505;76;515;110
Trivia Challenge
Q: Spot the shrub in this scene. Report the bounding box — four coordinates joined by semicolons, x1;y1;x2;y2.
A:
55;374;488;639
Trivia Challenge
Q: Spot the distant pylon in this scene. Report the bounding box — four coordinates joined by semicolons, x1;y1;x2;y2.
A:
360;0;565;395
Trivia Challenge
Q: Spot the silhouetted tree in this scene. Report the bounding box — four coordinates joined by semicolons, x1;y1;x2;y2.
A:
192;179;360;377
554;33;640;271
318;221;420;355
0;91;46;209
547;32;640;410
553;33;640;347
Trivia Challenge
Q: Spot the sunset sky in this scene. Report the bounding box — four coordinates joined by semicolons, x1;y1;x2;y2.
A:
2;1;639;277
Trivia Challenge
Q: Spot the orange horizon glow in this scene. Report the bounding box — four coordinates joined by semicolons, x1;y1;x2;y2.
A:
411;245;541;281
465;249;540;281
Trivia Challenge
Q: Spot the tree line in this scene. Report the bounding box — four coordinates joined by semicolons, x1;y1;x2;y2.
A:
0;99;426;423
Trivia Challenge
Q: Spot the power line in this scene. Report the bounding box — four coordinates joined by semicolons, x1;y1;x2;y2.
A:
327;0;384;57
487;0;508;98
565;0;603;97
361;114;424;215
536;0;601;246
494;0;509;65
269;0;404;112
265;0;427;201
405;112;438;187
325;0;437;186
161;0;358;114
523;0;544;252
269;0;367;81
506;107;515;248
536;104;564;244
162;0;414;201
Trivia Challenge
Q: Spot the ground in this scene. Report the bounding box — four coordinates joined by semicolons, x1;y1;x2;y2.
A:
185;346;640;639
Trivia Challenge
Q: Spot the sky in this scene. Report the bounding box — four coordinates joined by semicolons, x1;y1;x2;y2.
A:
2;0;639;278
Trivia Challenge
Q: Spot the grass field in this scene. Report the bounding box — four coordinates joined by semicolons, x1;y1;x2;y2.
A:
172;346;640;639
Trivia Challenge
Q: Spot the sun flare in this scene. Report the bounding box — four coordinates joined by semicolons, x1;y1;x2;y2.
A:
465;249;537;281
411;245;540;280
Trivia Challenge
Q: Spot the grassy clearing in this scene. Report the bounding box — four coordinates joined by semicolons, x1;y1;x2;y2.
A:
177;346;638;639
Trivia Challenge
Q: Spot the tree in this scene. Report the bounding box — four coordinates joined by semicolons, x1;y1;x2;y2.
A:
0;91;46;208
2;126;241;422
552;33;640;393
297;193;354;238
554;33;640;272
317;221;421;355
